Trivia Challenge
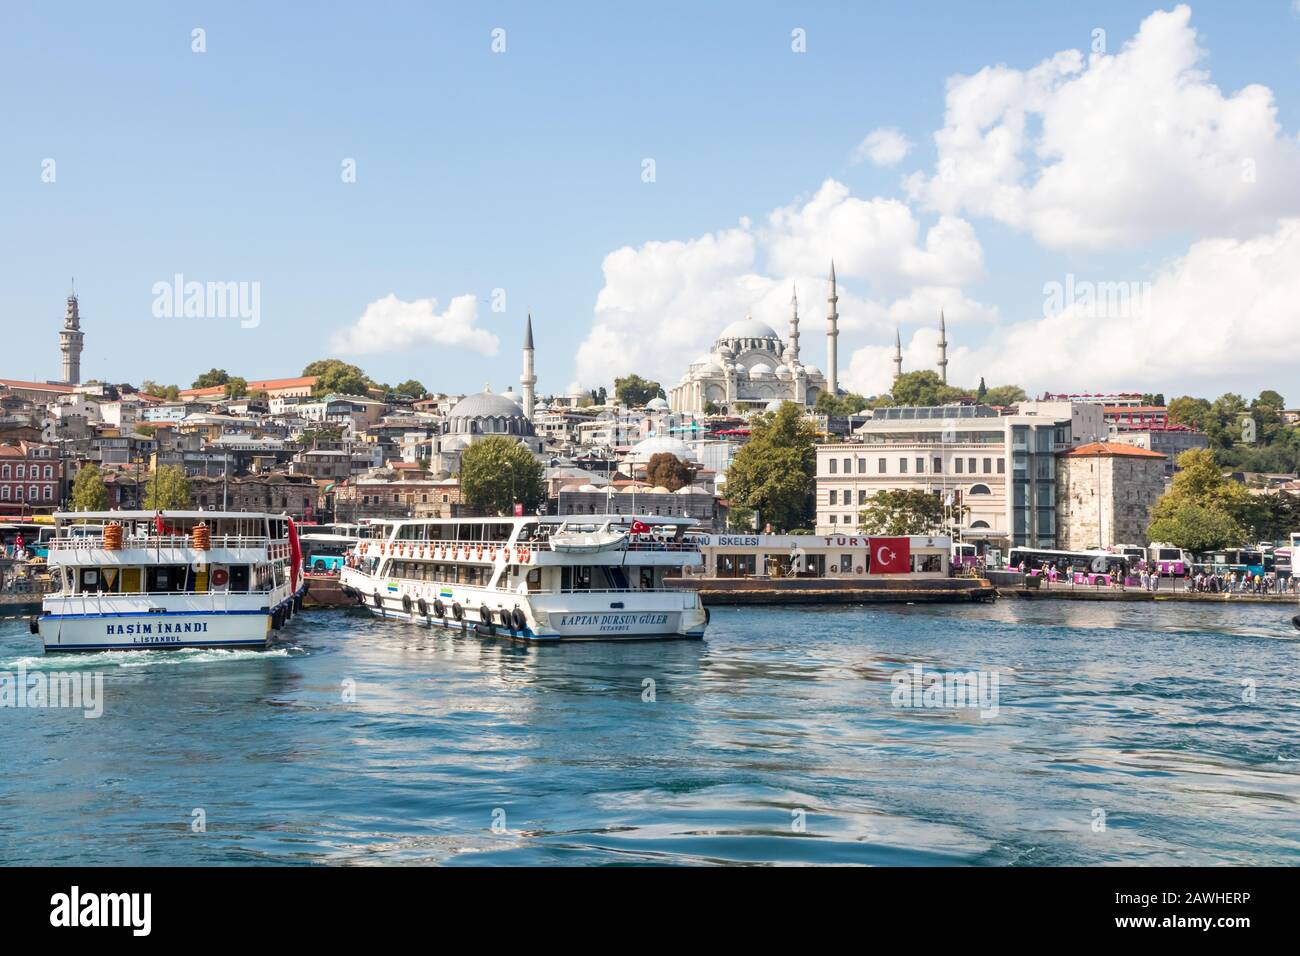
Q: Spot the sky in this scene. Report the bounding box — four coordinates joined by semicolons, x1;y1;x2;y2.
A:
3;1;1300;404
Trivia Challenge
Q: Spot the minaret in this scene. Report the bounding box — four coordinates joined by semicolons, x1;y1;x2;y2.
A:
520;312;536;418
938;310;948;384
893;328;903;381
788;286;801;363
60;283;84;385
826;261;839;396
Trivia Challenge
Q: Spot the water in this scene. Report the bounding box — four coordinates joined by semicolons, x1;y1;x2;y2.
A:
2;601;1298;866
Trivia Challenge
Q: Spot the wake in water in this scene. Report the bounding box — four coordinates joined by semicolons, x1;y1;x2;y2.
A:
0;645;299;671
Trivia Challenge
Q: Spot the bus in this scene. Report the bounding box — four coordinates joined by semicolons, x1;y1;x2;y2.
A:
1201;548;1268;578
0;521;55;560
1007;547;1130;586
1147;543;1192;576
300;533;361;574
951;542;979;570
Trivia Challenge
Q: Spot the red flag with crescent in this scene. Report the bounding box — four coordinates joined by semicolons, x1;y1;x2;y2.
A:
868;537;910;574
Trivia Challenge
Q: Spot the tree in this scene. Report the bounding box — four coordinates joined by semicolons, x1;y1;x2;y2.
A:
815;392;868;417
858;488;967;535
303;359;372;397
192;368;230;389
1145;448;1251;550
1166;395;1211;430
589;386;608;405
143;465;193;510
645;453;693;491
1147;500;1244;554
142;380;180;400
223;376;248;399
724;402;817;531
70;463;109;511
458;436;544;515
392;379;427;399
703;401;722;416
885;370;969;407
614;374;664;407
975;377;988;403
981;384;1027;406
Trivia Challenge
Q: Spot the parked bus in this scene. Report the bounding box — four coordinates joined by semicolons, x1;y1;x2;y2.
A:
1200;548;1269;578
1147;543;1192;576
1007;547;1130;586
0;521;55;560
300;533;361;574
951;542;979;570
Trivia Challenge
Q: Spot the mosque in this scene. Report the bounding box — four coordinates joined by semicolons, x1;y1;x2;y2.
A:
669;262;951;415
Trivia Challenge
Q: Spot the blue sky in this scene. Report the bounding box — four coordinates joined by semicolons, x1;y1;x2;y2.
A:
3;2;1300;401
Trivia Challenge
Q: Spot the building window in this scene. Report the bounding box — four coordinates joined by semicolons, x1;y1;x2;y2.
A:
997;459;1005;474
15;465;23;479
899;458;908;474
983;458;992;473
828;458;837;474
829;489;837;505
858;489;867;505
0;465;7;479
44;486;53;500
933;457;942;473
829;514;836;523
857;458;866;473
955;458;964;474
878;458;886;474
968;457;976;473
843;458;851;474
916;457;924;474
44;465;53;479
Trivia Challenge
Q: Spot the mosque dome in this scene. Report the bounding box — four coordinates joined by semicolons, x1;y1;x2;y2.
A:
749;362;774;377
717;315;781;341
446;389;535;438
646;396;670;411
626;434;698;464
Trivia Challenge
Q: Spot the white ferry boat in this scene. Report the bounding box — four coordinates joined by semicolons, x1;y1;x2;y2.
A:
35;511;306;652
338;514;708;641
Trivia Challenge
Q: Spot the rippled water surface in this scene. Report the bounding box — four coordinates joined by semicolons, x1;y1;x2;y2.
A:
2;601;1298;865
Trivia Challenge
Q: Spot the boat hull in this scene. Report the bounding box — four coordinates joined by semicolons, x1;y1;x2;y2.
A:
39;610;272;652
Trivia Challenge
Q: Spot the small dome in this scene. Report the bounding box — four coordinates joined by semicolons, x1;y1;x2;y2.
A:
675;484;703;495
650;485;671;495
749;362;774;377
578;483;602;493
627;434;698;464
646;397;670;411
774;364;792;380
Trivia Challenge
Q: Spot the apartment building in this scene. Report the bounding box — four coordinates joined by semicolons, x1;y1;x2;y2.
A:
814;404;1076;548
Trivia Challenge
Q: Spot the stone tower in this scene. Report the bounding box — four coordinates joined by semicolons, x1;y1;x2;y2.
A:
520;312;536;419
60;286;84;385
893;328;903;381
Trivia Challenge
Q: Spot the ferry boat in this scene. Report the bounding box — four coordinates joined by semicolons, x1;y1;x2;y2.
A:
35;510;306;652
338;514;708;641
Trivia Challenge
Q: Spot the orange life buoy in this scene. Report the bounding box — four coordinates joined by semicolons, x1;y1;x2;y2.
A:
212;568;230;587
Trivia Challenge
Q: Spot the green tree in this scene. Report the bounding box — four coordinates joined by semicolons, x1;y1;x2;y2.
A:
223;376;248;399
1166;395;1211;430
858;488;967;535
645;453;693;491
981;384;1027;406
303;359;372;397
703;400;722;416
192;368;230;388
975;377;988;403
814;391;869;417
142;465;193;510
457;436;544;515
724;402;817;531
614;374;664;407
1146;448;1251;550
392;379;427;399
885;370;969;407
142;380;180;400
70;462;109;511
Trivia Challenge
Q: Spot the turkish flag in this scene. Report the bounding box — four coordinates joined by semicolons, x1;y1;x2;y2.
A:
630;520;651;534
868;537;911;574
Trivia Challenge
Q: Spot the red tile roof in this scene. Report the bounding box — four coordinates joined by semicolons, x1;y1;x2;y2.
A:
0;378;74;393
1061;441;1167;459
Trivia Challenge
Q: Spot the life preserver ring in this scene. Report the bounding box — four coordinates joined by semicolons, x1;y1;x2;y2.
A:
476;546;484;560
211;568;230;587
489;548;496;560
451;602;464;620
510;607;526;631
433;599;446;617
855;566;864;574
416;597;428;616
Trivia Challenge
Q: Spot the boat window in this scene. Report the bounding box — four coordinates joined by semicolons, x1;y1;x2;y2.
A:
229;565;250;592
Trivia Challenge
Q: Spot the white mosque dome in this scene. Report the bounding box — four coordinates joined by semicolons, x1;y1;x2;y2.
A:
717;316;781;341
646;396;670;411
749;362;774;377
650;485;671;495
627;434;698;464
774;364;792;380
449;390;528;419
578;483;603;493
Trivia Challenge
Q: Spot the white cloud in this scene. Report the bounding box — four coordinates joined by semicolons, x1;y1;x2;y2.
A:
961;217;1300;392
906;5;1300;248
330;293;499;356
851;127;912;166
573;179;990;388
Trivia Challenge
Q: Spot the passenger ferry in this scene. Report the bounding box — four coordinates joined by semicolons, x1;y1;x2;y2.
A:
35;510;306;652
338;514;708;641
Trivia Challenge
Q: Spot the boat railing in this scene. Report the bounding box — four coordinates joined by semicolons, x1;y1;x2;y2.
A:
361;536;701;556
49;534;281;554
